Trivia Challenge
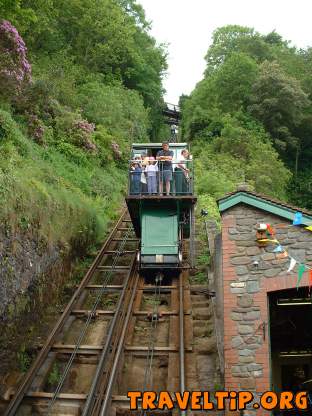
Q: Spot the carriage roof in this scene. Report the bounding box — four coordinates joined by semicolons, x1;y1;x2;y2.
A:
132;143;188;149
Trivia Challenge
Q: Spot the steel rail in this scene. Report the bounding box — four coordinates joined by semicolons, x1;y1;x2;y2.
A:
98;272;140;416
47;225;135;414
89;271;139;416
140;273;163;406
81;256;137;416
4;211;128;416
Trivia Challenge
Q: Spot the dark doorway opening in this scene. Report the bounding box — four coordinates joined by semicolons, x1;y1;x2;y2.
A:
269;287;312;414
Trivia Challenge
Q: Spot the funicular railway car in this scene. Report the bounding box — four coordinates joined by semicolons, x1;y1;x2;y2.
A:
126;142;197;270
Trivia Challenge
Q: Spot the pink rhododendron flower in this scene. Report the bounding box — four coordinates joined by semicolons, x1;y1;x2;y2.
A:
0;20;31;94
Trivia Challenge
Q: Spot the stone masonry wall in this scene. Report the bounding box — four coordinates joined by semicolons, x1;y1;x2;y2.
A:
221;203;312;415
0;225;61;318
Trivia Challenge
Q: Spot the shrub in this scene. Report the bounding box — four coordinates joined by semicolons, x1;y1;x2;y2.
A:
0;20;31;99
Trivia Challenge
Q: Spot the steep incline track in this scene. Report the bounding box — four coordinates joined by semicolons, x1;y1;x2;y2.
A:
4;213;192;416
4;212;139;416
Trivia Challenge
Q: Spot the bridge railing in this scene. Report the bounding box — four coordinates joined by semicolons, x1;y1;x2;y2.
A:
128;159;194;196
165;103;180;113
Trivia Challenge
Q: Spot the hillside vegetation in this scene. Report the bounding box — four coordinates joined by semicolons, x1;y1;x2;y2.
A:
181;26;312;216
0;0;167;251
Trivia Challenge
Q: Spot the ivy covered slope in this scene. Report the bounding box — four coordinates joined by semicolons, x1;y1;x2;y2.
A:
181;26;312;216
0;1;166;312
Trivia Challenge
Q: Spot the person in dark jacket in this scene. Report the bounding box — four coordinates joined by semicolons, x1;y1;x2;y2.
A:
130;159;142;194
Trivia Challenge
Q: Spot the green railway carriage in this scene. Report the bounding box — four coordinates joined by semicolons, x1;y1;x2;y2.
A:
126;143;196;270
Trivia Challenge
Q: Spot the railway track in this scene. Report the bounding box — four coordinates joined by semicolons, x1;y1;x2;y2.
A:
4;212;190;416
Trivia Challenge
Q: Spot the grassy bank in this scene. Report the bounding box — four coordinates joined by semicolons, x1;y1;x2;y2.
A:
0;108;127;250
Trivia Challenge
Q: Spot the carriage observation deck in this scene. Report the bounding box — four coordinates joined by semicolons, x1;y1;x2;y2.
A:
127;159;195;198
126;156;196;237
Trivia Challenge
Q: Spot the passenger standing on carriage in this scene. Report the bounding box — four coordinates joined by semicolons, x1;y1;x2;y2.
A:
156;142;174;196
140;153;149;194
175;149;190;195
146;157;158;194
130;158;142;195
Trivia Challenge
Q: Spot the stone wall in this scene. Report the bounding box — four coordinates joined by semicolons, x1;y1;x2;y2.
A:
221;203;312;415
0;225;62;318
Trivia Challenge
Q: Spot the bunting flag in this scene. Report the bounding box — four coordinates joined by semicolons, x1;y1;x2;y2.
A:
257;238;279;244
309;270;312;293
273;244;283;253
266;224;275;235
293;212;303;226
276;251;288;260
287;257;297;273
297;264;306;288
256;219;312;290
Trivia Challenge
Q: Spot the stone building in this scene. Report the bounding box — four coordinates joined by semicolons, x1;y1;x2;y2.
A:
217;188;312;415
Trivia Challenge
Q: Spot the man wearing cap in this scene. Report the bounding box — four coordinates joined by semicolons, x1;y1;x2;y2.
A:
156;142;174;195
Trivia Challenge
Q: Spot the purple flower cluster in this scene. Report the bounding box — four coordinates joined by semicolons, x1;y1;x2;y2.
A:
28;114;45;143
73;119;97;152
84;139;97;152
111;141;122;159
75;120;95;134
0;20;31;88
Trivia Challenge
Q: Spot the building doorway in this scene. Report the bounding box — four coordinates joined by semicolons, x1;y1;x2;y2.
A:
269;287;312;414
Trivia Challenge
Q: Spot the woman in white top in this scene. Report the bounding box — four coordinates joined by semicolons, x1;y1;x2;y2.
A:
178;149;190;177
146;157;158;194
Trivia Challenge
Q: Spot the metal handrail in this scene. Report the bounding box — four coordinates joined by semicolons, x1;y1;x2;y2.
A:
127;160;194;196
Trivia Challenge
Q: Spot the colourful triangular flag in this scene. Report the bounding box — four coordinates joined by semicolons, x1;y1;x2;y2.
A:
257;238;279;244
273;244;283;253
276;251;288;260
266;224;275;235
297;264;306;288
287;257;297;273
293;212;302;226
309;270;312;294
305;225;312;232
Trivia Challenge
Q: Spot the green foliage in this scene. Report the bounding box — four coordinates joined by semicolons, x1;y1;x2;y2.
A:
288;169;312;210
183;24;312;210
77;81;150;143
196;194;221;223
213;53;258;112
190;271;208;284
0;0;167;253
0;0;167;136
48;362;61;386
188;115;292;222
249;61;309;157
197;253;210;267
205;25;272;74
17;345;31;373
192;114;291;199
0;109;126;248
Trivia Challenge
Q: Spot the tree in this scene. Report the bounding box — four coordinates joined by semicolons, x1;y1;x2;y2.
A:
0;0;167;138
213;52;258;112
264;30;286;46
77;81;150;142
205;25;271;75
117;0;150;30
193;115;291;200
249;61;310;171
180;77;220;140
